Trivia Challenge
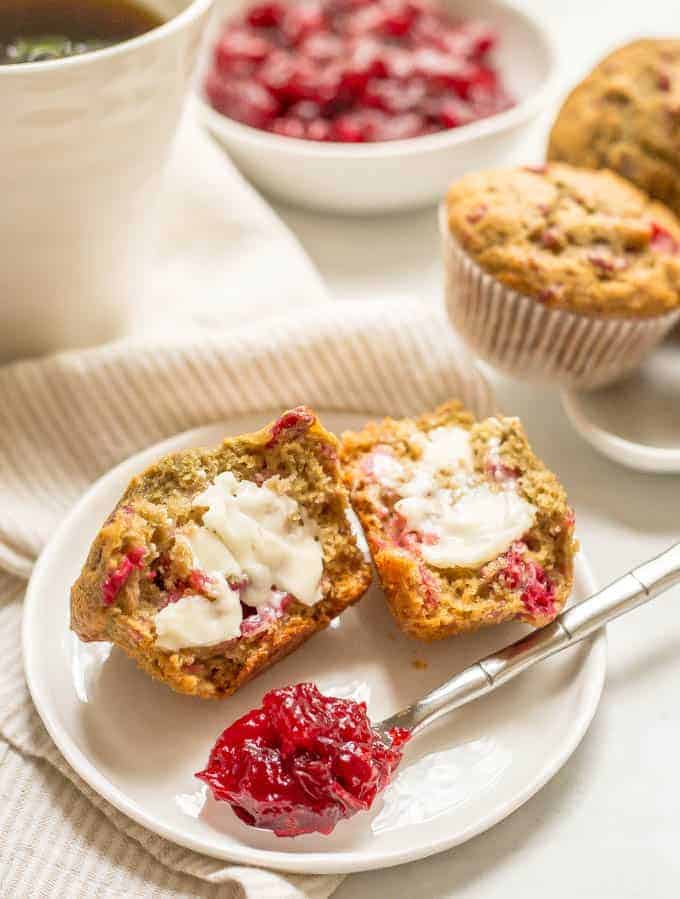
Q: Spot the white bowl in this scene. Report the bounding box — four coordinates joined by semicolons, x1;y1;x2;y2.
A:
196;0;558;214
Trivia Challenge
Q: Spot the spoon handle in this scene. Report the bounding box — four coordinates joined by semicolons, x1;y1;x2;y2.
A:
377;543;680;739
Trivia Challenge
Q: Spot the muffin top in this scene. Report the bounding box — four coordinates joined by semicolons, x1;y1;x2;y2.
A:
548;39;680;217
445;163;680;317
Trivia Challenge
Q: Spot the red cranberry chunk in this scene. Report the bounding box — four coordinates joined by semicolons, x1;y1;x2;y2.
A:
650;222;680;254
387;510;438;552
465;202;488;225
258;53;306;101
588;253;628;274
196;683;409;837
414;50;483;98
426;96;475;129
331;0;375;10
188;569;213;594
102;546;146;606
239;593;291;637
374;1;421;38
444;21;497;59
271;115;307;138
246;2;285;28
281;2;326;46
339;38;390;94
540;227;562;251
307;117;333;140
268;406;316;445
302;32;345;62
486;457;520;483
205;74;280;128
373;112;428;141
332;113;367;141
419;563;440;610
364;78;427;114
498;542;556;618
214;30;272;70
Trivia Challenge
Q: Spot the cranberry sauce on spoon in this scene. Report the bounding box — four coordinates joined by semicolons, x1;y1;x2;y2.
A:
196;682;410;837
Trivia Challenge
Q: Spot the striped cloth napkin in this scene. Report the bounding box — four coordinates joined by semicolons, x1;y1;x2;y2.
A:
0;301;493;898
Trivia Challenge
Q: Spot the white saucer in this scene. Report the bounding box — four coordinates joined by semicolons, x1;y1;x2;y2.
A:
562;335;680;474
23;411;606;875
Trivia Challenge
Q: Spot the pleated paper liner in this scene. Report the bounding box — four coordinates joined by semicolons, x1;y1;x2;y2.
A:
439;204;680;391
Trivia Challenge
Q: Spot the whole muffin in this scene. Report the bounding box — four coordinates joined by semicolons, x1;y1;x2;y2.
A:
441;163;680;388
548;40;680;216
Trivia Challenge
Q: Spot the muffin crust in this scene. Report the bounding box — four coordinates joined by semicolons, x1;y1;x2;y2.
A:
548;40;680;217
446;163;680;318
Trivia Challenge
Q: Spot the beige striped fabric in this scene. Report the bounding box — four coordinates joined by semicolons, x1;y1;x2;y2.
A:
0;302;493;898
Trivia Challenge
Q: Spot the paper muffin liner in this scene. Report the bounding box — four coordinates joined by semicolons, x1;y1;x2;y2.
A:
439;205;680;390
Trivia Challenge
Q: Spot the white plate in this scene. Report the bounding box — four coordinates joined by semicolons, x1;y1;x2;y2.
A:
562;336;680;474
24;411;606;875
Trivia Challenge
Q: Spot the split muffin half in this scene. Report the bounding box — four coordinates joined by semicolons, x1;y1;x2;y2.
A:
71;407;372;698
340;401;576;640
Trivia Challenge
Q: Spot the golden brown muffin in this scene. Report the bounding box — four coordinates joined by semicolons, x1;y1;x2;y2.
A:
71;407;372;699
445;163;680;318
340;401;576;641
548;40;680;217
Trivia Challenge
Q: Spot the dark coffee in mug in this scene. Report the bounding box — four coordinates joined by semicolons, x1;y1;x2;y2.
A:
0;0;163;64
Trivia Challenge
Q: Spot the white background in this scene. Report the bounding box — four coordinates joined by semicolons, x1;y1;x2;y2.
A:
266;2;680;896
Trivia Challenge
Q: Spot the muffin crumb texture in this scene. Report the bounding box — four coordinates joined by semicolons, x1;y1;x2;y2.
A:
446;163;680;317
548;39;680;218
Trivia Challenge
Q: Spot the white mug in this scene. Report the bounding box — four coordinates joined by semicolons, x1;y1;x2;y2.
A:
0;0;213;363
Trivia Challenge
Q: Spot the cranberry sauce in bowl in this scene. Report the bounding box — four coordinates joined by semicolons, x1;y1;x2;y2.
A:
196;682;410;837
204;0;513;143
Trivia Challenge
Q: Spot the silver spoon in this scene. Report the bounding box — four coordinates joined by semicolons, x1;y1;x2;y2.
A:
374;542;680;743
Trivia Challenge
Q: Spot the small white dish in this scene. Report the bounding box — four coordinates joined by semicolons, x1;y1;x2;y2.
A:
195;0;558;214
562;336;680;474
24;410;606;875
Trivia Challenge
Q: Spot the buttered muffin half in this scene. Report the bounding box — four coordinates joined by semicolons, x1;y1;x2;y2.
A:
340;401;577;641
71;407;371;698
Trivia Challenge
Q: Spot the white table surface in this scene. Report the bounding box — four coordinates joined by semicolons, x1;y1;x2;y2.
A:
265;2;680;895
